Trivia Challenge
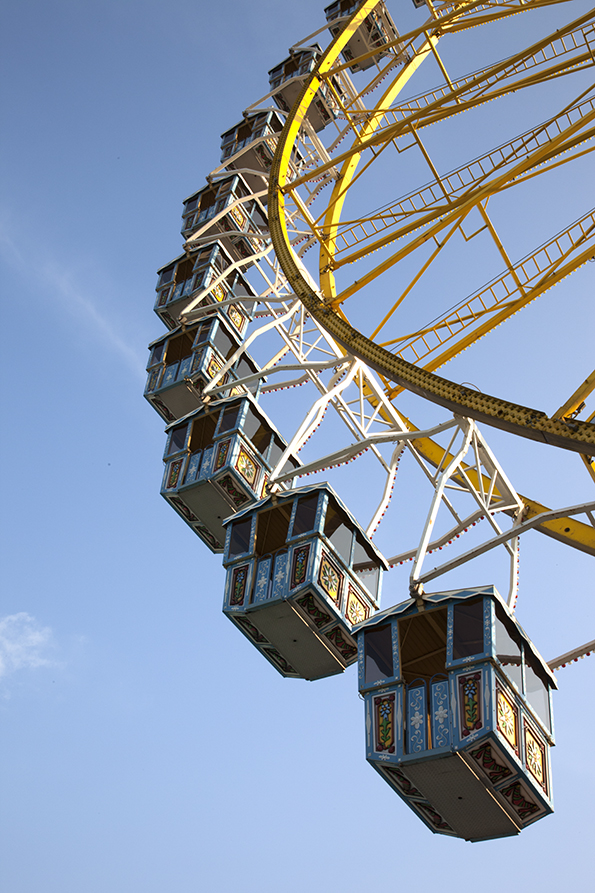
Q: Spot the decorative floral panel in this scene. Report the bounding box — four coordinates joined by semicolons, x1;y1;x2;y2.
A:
227;305;245;332
270;552;289;601
161;311;176;328
217;474;249;508
191;350;204;373
215;440;231;471
162;364;178;386
318;552;343;606
346;586;369;625
469;742;513;785
184;452;202;484
407;684;428;753
229;205;247;229
382;766;422;799
290;544;310;589
151;397;175;422
166;459;183;490
254;144;272;171
194;521;221;551
230;564;249;606
199;447;214;480
211;283;226;302
179;356;192;377
501;781;540;821
147;368;162;392
524;724;547;794
250;235;267;252
324;627;357;661
170;496;197;523
416;802;453;832
263;646;297;676
253;557;272;603
374;693;395;753
295;594;331;629
260;474;269;498
430;679;451;748
496;684;519;754
236;448;258;487
458;672;483;737
207;354;223;379
235;615;268;644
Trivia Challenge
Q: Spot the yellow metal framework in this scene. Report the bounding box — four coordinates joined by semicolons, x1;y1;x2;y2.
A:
268;0;594;554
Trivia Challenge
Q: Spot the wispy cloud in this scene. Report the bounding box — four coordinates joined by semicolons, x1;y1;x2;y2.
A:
0;218;146;380
0;613;55;681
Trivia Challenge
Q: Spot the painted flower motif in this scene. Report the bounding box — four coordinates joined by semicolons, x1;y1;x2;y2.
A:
410;710;424;730
464;680;477;698
379;702;392;720
230;206;246;228
434;705;448;725
497;691;517;747
187;455;200;476
319;558;340;603
347;593;367;625
236;450;257;486
207;355;222;379
228;306;244;331
525;731;544;785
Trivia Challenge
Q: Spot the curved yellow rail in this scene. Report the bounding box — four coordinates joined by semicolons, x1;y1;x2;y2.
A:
268;0;595;457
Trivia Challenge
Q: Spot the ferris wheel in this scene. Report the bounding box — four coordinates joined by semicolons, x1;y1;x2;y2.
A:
146;0;594;841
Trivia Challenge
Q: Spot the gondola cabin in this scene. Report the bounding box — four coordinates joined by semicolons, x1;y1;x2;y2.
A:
161;396;300;552
324;1;402;72
355;586;556;841
222;484;387;680
145;313;261;423
154;242;256;331
268;45;347;132
220;111;304;191
181;172;268;262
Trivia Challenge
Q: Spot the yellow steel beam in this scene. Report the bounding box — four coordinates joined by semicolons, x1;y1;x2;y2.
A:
319;35;439;301
284;11;594;195
328;106;595;280
328;99;595;261
553;370;595;419
384;212;595;382
268;3;595;457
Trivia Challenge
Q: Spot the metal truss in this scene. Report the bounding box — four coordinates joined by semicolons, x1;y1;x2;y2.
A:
163;0;593;617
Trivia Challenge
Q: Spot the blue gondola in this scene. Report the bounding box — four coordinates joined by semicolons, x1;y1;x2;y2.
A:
220;110;305;191
268;45;346;132
324;1;402;72
145;312;261;422
154;241;257;331
355;586;556;841
181;172;269;261
160;395;300;552
222;484;388;680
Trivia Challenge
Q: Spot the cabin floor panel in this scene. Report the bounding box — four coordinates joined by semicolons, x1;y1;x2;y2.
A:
157;384;200;420
404;753;522;841
247;601;345;680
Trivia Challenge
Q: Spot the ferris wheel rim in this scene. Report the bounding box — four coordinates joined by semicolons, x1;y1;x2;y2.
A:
267;0;595;457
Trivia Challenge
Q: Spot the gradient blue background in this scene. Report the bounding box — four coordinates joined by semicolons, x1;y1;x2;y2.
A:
1;2;593;890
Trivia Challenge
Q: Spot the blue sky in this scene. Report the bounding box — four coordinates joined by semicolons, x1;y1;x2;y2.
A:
1;2;593;891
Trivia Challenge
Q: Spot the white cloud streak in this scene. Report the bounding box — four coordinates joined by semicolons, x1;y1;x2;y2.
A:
0;613;55;680
0;218;146;381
